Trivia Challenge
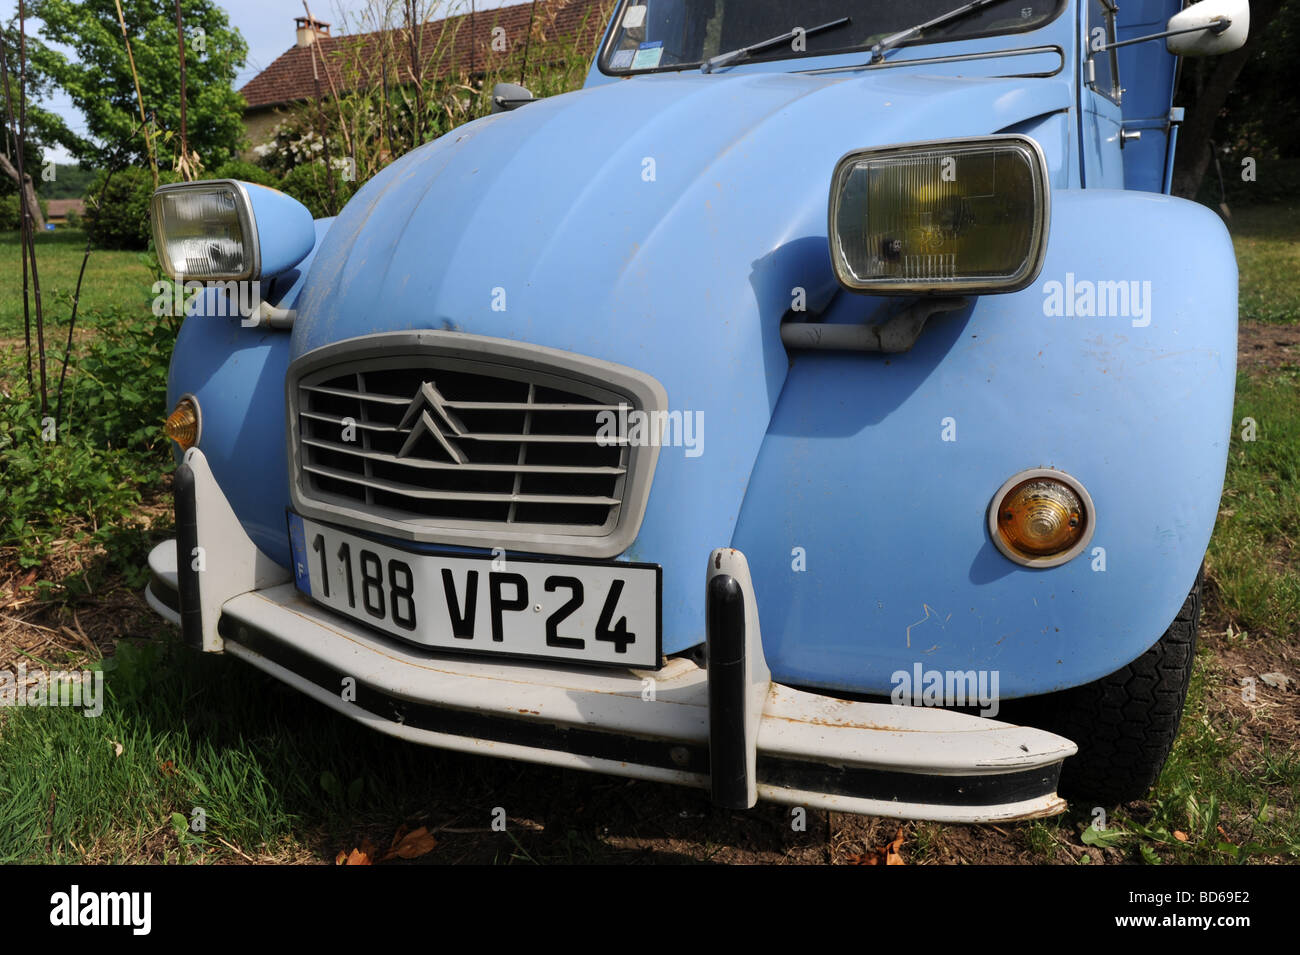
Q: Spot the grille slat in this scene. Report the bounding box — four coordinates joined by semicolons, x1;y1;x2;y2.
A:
302;462;621;505
292;344;657;542
300;437;626;475
301;383;409;405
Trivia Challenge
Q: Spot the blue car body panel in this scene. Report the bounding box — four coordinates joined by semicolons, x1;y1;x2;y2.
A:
734;190;1234;698
166;0;1234;699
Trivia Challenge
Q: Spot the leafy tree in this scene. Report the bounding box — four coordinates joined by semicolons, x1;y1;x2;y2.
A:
29;0;247;173
1;20;62;218
83;165;177;249
1219;0;1300;160
1171;0;1288;198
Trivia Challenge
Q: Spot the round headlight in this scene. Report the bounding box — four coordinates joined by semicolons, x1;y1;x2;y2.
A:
988;468;1094;568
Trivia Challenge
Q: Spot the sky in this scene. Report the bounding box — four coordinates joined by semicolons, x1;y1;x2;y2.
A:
1;0;524;163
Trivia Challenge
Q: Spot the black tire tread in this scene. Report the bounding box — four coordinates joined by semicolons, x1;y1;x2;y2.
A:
1026;567;1202;805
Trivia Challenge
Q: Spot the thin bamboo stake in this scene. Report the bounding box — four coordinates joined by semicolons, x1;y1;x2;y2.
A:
113;0;158;188
175;0;190;179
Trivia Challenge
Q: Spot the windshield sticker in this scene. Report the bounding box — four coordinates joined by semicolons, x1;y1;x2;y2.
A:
610;48;635;70
632;41;663;70
622;4;647;29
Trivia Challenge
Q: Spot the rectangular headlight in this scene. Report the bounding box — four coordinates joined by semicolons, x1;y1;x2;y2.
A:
829;136;1049;294
151;180;259;281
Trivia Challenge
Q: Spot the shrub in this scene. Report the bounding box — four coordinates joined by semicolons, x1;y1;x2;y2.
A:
279;162;355;219
0;194;51;231
0;309;174;572
83;167;178;250
210;160;282;189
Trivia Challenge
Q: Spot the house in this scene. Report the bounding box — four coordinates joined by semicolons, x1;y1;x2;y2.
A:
239;0;613;159
45;198;86;226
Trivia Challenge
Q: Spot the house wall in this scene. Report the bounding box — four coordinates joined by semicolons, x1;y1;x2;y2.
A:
242;108;288;163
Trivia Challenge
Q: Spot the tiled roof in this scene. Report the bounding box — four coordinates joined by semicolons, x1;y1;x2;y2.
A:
240;0;614;110
46;199;86;216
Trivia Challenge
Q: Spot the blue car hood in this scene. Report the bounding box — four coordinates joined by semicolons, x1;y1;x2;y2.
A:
291;69;1071;650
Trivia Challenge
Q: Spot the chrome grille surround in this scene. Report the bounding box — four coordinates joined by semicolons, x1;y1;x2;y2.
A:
286;331;668;559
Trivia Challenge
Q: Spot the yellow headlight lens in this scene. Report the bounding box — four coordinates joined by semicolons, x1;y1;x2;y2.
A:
829;136;1049;293
164;397;200;450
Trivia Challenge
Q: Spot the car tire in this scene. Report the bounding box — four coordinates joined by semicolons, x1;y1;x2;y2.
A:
1017;565;1203;805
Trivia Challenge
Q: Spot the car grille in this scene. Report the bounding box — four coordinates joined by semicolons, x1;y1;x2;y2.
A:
287;332;666;558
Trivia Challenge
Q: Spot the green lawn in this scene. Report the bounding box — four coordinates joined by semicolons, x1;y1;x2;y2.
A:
1228;203;1300;324
0;229;154;336
1210;368;1300;638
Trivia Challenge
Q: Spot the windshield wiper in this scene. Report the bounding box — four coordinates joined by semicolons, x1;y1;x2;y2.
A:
701;16;852;73
870;0;1008;63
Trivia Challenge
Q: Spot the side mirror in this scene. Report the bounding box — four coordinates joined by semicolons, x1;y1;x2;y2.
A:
491;83;536;113
1166;0;1249;56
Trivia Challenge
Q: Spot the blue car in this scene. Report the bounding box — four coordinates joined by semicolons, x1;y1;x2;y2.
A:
145;0;1247;822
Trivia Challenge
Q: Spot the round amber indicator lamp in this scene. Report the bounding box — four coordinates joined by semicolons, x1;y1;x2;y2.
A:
164;396;201;450
988;469;1094;568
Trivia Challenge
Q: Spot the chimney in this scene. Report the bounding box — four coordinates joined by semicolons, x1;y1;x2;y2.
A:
295;15;331;48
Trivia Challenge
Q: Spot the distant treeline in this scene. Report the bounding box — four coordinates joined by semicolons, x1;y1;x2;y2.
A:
36;163;99;200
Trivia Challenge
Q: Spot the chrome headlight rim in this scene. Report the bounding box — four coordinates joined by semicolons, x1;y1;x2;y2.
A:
828;133;1051;296
987;466;1096;569
150;178;262;282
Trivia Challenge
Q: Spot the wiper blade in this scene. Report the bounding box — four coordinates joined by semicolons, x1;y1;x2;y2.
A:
702;16;852;74
870;0;1007;63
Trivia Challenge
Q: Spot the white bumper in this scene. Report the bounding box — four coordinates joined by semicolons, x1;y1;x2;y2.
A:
146;448;1076;824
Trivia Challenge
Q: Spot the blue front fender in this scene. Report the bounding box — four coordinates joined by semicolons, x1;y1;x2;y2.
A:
733;189;1236;698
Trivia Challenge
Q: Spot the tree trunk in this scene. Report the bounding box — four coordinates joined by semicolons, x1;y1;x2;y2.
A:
1171;0;1284;199
0;151;45;230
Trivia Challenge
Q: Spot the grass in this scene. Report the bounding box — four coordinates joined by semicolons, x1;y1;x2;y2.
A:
0;229;155;336
0;640;439;863
1030;645;1300;865
0;635;726;864
1209;368;1300;638
1228;203;1300;324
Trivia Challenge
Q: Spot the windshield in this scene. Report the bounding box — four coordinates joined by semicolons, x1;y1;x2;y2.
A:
600;0;1064;74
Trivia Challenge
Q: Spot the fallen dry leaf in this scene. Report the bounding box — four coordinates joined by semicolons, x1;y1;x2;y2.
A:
845;827;906;865
337;838;378;865
1174;830;1189;842
382;825;438;861
110;740;123;758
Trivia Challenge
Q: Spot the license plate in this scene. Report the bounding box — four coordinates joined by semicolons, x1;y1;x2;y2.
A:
287;513;662;669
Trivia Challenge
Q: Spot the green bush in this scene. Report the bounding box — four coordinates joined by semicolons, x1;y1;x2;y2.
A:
0;194;51;231
0;309;174;571
83;167;178;250
279;162;355;219
211;160;282;189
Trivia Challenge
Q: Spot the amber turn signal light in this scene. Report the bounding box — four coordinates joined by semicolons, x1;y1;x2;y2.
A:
164;396;200;450
988;469;1094;568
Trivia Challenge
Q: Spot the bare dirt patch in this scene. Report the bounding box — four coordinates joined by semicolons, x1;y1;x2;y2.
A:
1237;321;1300;373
